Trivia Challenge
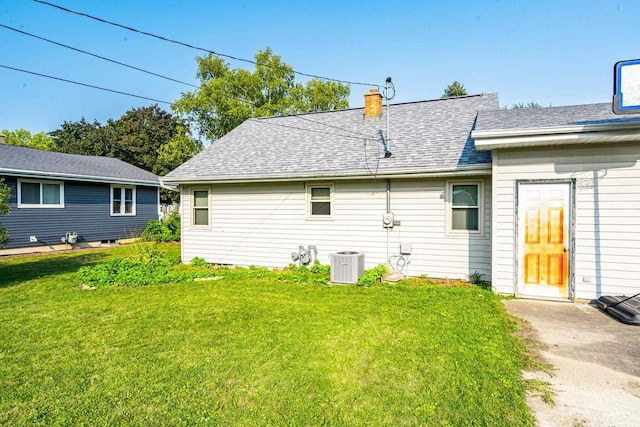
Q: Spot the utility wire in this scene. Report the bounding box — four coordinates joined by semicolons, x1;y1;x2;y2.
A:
0;64;171;104
34;0;380;88
249;118;374;141
0;23;198;88
294;115;373;138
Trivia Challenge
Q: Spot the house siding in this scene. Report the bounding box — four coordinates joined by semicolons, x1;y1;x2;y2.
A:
491;143;640;299
180;177;492;280
1;176;158;249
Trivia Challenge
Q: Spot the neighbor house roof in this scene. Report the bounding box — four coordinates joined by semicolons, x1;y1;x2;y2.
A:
0;144;160;186
163;93;499;184
473;103;640;150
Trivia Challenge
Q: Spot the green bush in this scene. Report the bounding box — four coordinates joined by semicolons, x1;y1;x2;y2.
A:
357;264;388;287
281;260;330;285
190;257;210;268
141;210;180;242
77;244;207;287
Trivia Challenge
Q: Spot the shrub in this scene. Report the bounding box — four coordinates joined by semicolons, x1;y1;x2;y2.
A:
141;210;180;242
357;264;388;287
190;257;210;268
77;244;192;287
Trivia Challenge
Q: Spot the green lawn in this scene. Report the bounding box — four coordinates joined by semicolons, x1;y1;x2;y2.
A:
0;244;535;426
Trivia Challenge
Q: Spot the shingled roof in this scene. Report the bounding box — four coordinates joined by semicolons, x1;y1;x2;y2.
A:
163;93;499;183
475;102;640;131
0;144;160;186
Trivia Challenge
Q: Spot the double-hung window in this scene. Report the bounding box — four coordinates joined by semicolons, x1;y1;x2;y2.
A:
111;185;136;216
308;185;332;217
448;181;483;234
192;189;209;226
18;180;64;208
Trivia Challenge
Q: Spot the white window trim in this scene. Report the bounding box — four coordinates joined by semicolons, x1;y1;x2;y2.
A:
110;185;137;216
446;180;484;236
190;187;211;228
306;184;334;219
17;179;65;208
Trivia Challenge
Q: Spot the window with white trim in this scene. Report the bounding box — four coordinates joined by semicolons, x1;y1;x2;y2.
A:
192;189;209;226
111;185;136;216
448;181;482;233
307;185;333;217
18;179;64;208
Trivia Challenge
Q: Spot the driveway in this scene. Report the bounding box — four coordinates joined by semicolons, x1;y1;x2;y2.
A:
503;299;640;427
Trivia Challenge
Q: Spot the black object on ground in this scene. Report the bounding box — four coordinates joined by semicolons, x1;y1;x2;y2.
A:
596;294;640;325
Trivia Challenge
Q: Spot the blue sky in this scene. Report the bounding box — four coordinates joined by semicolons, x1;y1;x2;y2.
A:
1;0;639;134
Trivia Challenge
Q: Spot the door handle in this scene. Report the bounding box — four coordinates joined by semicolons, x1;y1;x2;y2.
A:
563;248;568;253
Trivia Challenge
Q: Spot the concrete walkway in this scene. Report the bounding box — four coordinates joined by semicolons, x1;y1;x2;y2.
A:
503;299;640;426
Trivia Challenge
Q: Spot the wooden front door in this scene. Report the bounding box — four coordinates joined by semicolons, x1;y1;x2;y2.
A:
517;182;571;299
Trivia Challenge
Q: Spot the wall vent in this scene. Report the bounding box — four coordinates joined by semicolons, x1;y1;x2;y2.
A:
330;251;365;284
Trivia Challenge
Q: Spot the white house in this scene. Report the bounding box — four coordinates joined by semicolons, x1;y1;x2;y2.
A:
162;91;640;301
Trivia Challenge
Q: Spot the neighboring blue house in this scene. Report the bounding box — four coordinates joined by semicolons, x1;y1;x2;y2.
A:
0;142;161;254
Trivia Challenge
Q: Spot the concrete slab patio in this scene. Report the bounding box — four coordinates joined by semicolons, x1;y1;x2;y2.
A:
504;299;640;426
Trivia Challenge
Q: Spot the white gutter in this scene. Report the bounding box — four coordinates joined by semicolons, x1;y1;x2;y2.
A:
473;121;640;150
161;165;492;185
0;169;160;187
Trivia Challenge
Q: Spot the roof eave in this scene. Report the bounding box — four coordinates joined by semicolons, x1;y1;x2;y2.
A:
0;169;160;187
473;122;640;150
161;165;492;185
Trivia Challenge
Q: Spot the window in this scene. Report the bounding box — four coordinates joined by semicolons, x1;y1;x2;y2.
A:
192;189;209;226
448;181;482;233
308;185;332;217
18;180;64;208
111;185;136;216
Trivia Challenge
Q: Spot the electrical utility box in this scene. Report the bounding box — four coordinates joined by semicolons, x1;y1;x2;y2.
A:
400;242;412;255
382;212;394;228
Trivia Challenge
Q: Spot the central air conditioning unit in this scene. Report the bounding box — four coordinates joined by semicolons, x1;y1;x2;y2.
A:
330;251;365;284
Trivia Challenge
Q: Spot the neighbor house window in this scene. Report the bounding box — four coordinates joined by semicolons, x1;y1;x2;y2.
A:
192;189;209;226
308;185;333;217
18;180;64;208
448;181;482;233
111;185;136;216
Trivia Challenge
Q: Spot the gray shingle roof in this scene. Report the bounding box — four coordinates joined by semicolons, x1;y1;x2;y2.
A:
476;102;640;131
0;144;160;186
164;93;499;182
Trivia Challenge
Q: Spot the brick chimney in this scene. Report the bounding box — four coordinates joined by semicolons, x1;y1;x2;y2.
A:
0;134;5;144
364;89;383;118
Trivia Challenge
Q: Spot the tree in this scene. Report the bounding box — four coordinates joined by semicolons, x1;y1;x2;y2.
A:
441;81;468;98
1;129;55;150
50;105;202;176
172;47;351;142
155;126;203;177
50;105;202;203
49;118;111;156
508;102;543;110
0;179;10;248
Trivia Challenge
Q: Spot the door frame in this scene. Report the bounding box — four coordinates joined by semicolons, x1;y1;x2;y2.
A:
514;179;576;301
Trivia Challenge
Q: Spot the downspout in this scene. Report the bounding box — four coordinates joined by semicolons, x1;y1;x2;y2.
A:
386;179;391;268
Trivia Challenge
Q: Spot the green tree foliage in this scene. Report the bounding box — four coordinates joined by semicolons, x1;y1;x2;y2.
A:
172;47;351;141
441;81;468;98
50;105;203;175
50;105;202;203
1;128;55;150
0;179;10;248
49;118;110;156
508;102;543;110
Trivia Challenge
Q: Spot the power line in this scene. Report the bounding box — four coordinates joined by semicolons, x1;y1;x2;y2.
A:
294;115;373;138
34;0;380;88
0;23;198;88
249;118;374;141
0;64;171;104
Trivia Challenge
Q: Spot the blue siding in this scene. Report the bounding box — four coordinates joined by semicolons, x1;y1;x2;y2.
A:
0;176;158;249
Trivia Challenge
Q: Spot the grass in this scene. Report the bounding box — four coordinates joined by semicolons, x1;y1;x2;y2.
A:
0;244;536;426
